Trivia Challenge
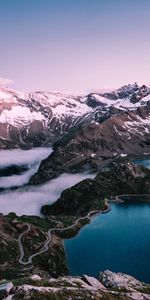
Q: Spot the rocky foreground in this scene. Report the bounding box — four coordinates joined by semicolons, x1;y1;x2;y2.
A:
1;270;150;300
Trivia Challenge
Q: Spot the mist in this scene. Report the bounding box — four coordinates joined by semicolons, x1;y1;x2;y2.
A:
0;147;52;168
0;147;52;188
0;147;95;216
0;173;95;216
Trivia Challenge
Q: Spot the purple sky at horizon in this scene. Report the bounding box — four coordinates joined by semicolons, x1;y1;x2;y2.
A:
0;0;150;93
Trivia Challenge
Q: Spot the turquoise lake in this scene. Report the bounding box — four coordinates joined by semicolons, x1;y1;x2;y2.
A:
64;159;150;283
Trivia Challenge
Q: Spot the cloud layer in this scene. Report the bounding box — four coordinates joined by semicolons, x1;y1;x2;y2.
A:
0;173;95;216
0;147;95;216
0;76;14;86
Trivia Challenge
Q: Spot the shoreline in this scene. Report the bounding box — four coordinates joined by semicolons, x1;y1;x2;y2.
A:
18;201;111;267
17;194;150;268
111;194;150;204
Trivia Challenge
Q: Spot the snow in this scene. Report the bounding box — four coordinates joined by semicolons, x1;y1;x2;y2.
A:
145;128;149;133
91;92;150;111
0;106;44;127
91;94;115;106
141;94;150;102
114;125;122;136
0;87;25;101
0;91;10;99
113;152;118;156
50;98;91;117
123;113;150;136
28;91;91;117
0;86;150;134
3;296;13;300
91;153;96;158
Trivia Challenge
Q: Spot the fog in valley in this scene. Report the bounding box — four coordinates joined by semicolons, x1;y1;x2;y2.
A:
0;148;95;216
0;147;52;188
0;147;52;168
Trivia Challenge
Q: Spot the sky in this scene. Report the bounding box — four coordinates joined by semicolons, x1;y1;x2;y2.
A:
0;0;150;92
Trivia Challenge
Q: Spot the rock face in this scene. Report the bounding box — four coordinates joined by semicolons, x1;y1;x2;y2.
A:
0;87;92;149
41;160;150;217
41;178;106;216
2;271;150;300
30;102;150;184
0;280;13;297
0;83;150;149
0;165;29;177
99;270;143;291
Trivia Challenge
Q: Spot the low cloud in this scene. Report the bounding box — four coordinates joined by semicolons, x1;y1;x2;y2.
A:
0;76;14;86
0;147;52;168
0;147;95;216
0;173;95;216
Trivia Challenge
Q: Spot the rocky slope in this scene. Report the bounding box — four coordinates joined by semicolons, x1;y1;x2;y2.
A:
30;101;150;184
0;83;150;149
1;270;150;300
41;160;150;217
0;213;68;280
0;87;90;149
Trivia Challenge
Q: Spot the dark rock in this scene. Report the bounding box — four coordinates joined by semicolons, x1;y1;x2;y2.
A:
41;160;150;217
30;103;150;185
0;165;29;177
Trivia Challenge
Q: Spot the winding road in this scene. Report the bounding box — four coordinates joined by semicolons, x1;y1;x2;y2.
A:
18;208;109;266
18;194;150;267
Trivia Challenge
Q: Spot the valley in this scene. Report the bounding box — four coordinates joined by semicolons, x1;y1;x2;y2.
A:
0;84;150;299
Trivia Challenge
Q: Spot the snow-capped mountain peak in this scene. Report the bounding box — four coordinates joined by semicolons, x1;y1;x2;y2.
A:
0;83;150;149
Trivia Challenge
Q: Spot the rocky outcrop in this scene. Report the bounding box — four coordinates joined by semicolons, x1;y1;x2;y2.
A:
2;271;150;300
99;270;143;291
0;280;13;298
41;160;150;217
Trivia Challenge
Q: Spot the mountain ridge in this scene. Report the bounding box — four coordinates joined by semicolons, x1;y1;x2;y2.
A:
0;83;150;149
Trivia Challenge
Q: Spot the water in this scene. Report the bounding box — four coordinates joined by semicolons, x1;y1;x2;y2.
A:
64;202;150;282
134;158;150;169
1;150;150;281
64;159;150;283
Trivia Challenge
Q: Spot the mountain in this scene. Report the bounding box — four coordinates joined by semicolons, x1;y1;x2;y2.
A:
0;83;150;149
0;87;89;149
30;100;150;184
41;160;150;217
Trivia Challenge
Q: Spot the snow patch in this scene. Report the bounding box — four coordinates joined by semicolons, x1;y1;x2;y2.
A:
0;106;44;127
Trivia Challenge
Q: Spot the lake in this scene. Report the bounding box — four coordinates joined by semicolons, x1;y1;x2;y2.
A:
0;149;150;282
64;159;150;283
64;201;150;282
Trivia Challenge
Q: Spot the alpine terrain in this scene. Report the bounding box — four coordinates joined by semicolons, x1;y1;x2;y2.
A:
0;83;150;150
